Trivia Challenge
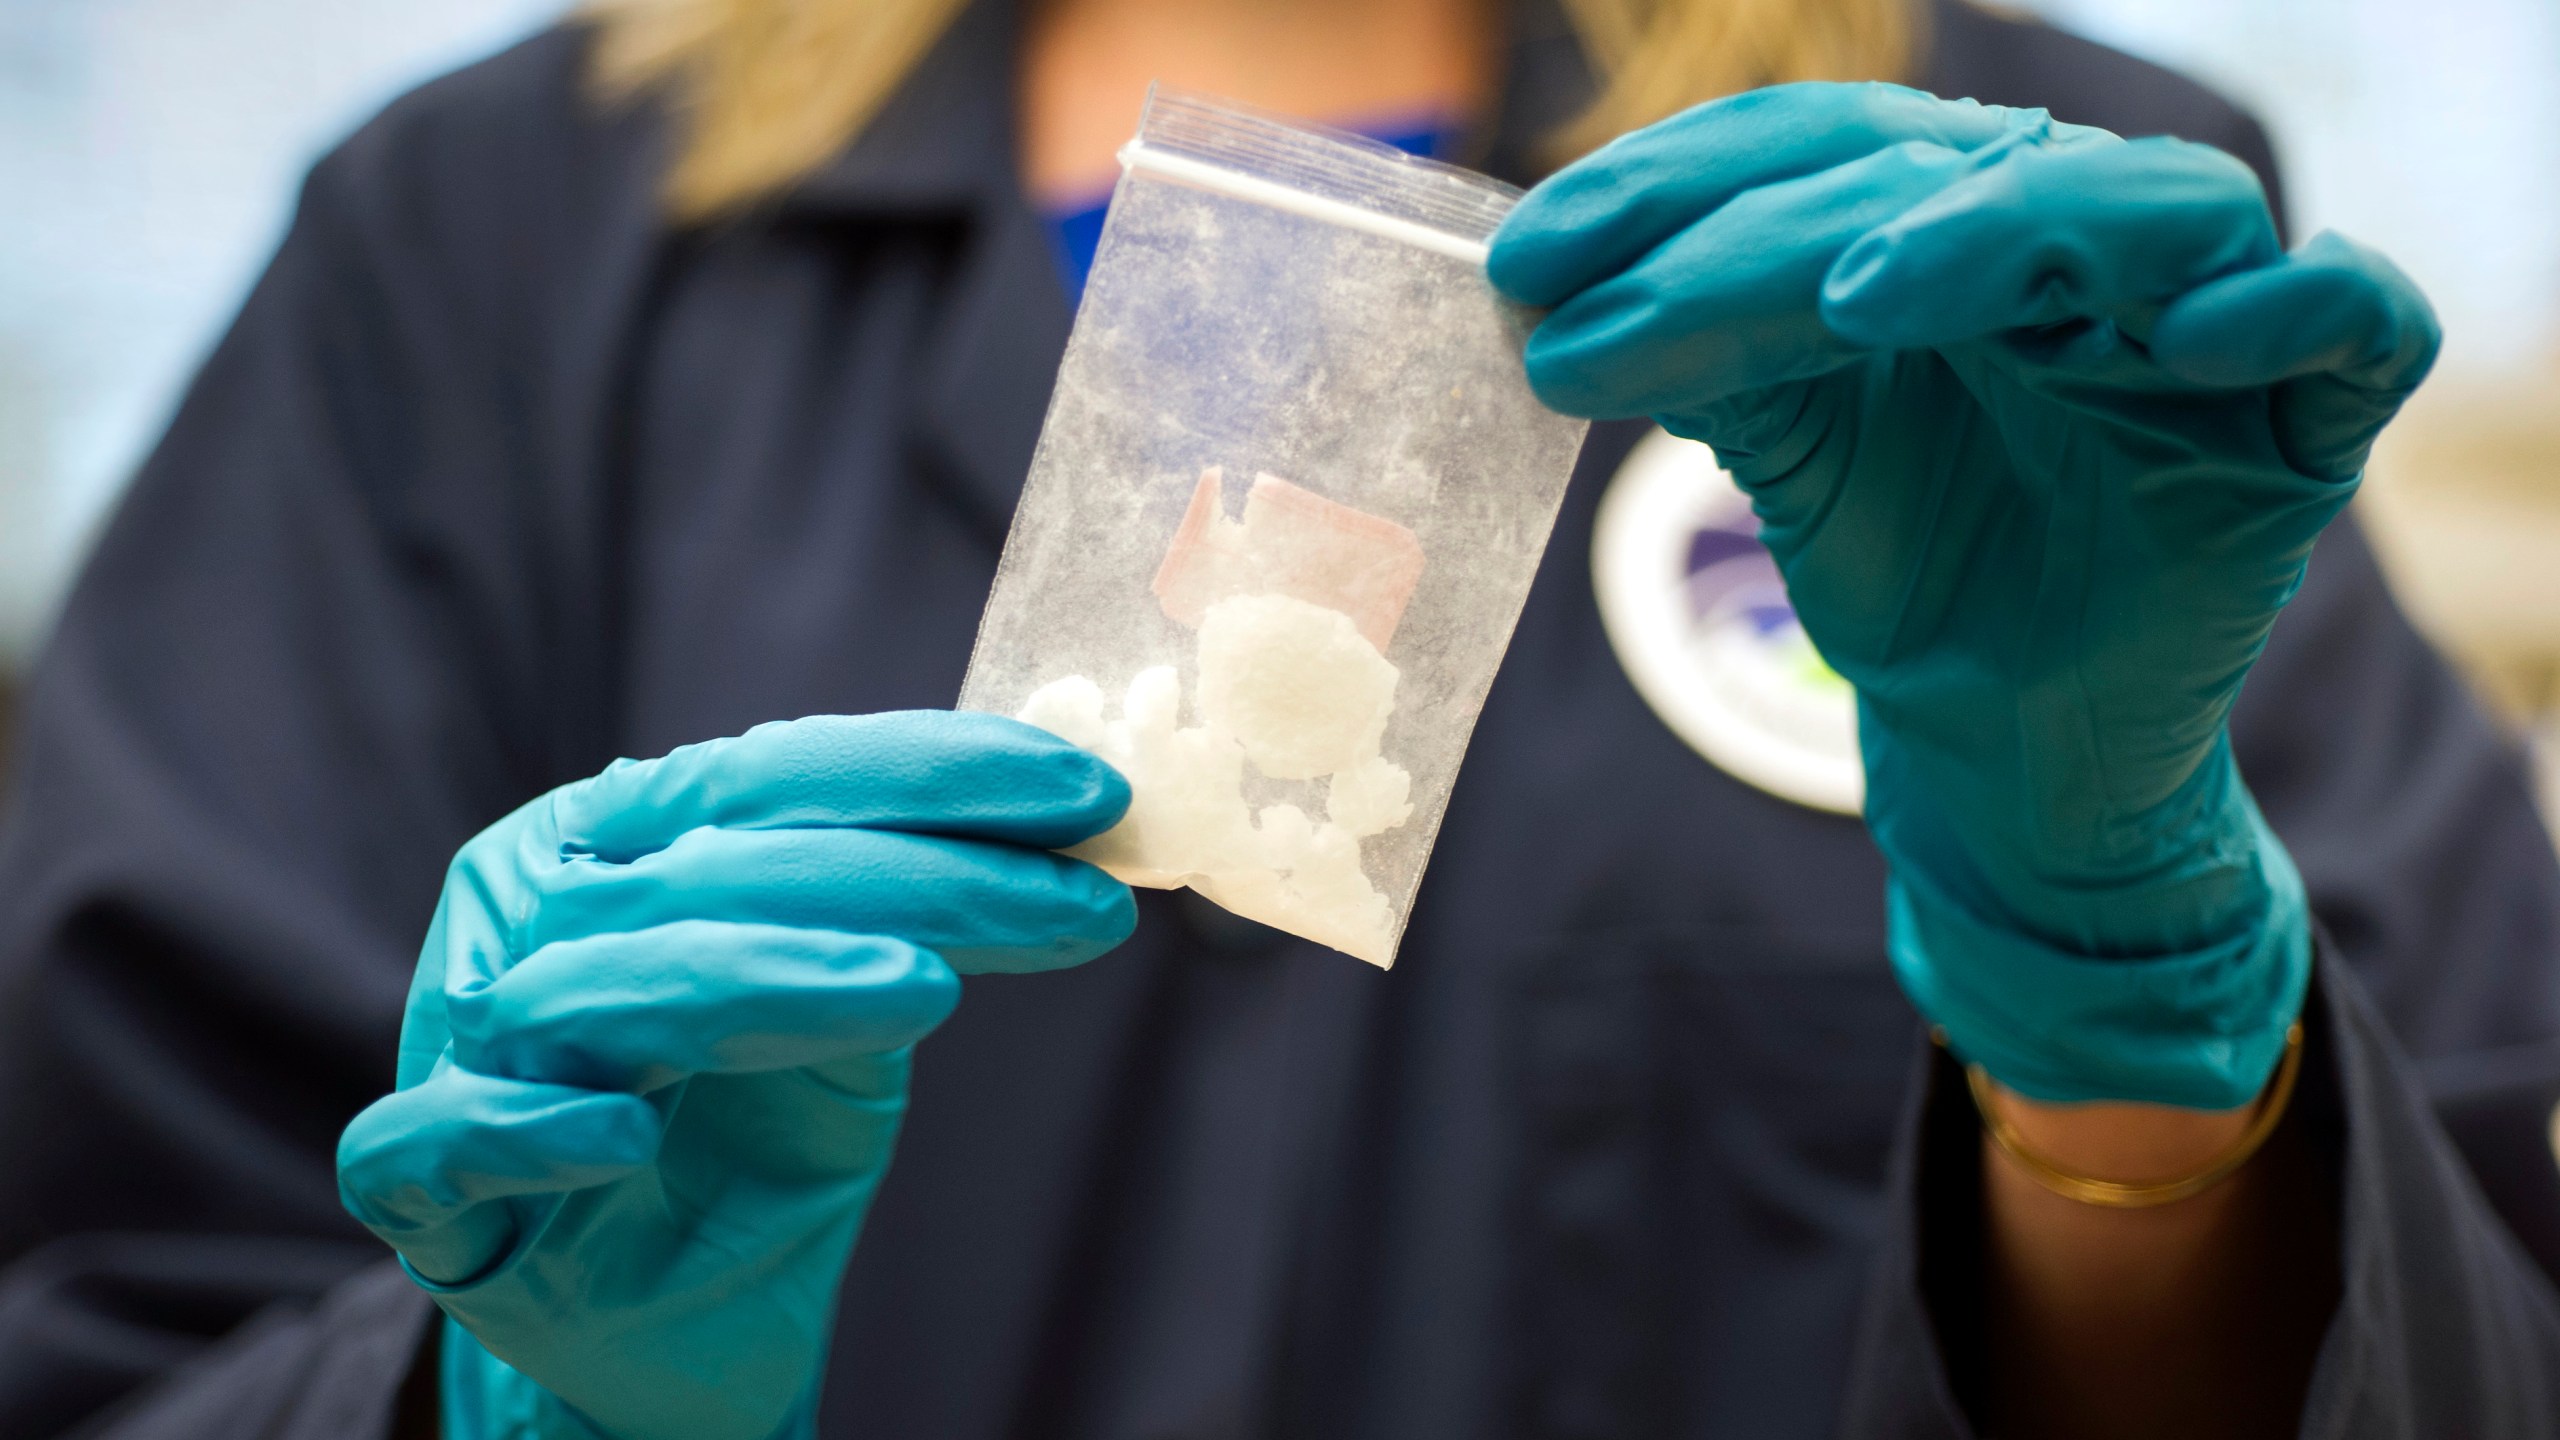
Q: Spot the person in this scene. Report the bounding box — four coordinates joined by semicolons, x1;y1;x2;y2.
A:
0;0;2555;1436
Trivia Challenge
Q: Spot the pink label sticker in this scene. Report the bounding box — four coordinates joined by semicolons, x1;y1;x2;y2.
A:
1152;469;1426;651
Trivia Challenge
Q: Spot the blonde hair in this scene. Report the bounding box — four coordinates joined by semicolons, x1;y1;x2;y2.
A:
584;0;1919;220
1550;0;1919;158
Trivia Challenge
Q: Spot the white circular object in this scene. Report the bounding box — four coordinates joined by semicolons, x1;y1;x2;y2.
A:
1591;427;1864;815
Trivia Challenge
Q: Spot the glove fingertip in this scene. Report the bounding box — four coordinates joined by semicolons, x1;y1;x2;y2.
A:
2152;236;2441;393
579;1091;670;1167
1065;862;1142;952
1515;295;1674;421
879;711;1136;845
335;1076;664;1233
1003;737;1136;848
866;936;966;1035
943;863;1140;976
1814;233;1905;348
1058;744;1135;837
1484;212;1585;310
1516;339;1607;420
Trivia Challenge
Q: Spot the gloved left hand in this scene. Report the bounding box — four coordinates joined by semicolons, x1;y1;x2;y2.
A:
1490;83;2438;1108
336;712;1135;1440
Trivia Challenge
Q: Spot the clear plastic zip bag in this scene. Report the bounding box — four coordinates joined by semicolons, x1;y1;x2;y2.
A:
959;91;1589;967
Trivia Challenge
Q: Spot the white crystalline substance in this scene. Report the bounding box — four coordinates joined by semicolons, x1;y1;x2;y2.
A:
1326;754;1414;838
1194;805;1392;965
1196;594;1398;781
1016;674;1109;749
1023;668;1259;887
1013;596;1412;966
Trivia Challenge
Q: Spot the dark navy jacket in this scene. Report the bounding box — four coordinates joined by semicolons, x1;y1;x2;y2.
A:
4;3;2559;1436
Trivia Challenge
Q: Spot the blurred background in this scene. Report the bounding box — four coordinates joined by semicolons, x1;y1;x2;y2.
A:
3;0;2557;805
0;0;575;771
2011;0;2560;819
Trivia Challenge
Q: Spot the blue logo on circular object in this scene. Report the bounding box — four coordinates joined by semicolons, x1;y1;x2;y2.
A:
1593;428;1862;814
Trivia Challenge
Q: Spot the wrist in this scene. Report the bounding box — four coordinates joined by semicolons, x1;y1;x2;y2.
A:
1882;792;2312;1109
439;1318;614;1440
1969;1018;2305;1206
437;1317;826;1440
1984;1081;2261;1182
1868;727;2274;960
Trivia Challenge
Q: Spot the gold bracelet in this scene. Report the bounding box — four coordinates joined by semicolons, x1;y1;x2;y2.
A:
1960;1021;2306;1209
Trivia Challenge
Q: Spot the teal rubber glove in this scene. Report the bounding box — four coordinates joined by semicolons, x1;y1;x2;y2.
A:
1490;83;2438;1107
336;711;1135;1440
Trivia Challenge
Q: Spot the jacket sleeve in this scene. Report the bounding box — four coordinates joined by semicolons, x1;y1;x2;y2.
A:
1838;518;2560;1435
66;1261;437;1440
1844;954;2560;1437
2243;518;2560;1278
0;34;616;1435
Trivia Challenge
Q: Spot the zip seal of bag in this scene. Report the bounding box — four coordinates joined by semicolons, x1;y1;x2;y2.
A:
1115;92;1510;264
960;88;1590;967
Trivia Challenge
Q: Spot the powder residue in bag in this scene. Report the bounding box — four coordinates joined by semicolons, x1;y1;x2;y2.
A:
1015;469;1423;965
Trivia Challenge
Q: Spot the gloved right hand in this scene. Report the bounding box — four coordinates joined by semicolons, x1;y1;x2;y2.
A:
1489;84;2435;1109
336;711;1134;1440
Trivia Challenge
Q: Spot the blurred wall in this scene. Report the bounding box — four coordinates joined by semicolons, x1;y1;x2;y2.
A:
0;0;574;677
2004;0;2560;381
1998;1;2560;808
2363;375;2560;815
